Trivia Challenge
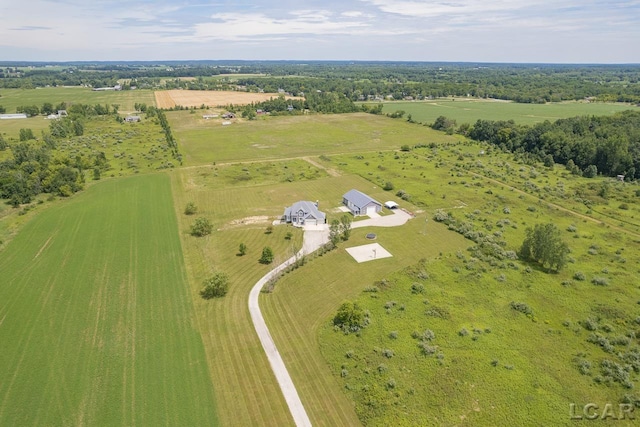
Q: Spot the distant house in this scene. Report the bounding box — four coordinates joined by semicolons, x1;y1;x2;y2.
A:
283;201;326;227
58;110;68;117
343;189;382;217
617;175;625;182
125;116;141;122
221;112;236;119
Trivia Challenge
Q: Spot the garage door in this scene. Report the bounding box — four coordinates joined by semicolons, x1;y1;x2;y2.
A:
366;205;378;215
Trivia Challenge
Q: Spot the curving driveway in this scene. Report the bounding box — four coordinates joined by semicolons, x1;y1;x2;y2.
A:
248;208;412;426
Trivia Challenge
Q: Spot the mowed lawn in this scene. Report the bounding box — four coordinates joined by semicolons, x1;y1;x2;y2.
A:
0;174;218;426
168;111;457;165
375;99;635;125
171;166;440;426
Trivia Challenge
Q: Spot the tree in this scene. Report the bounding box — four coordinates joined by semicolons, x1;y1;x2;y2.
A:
184;201;197;215
519;223;570;272
329;219;341;245
0;105;6;114
238;242;247;256
383;181;394;191
340;215;352;241
265;225;273;234
583;164;598;178
41;102;54;115
333;301;366;333
260;246;274;264
200;272;229;299
190;217;212;237
19;128;35;141
0;134;7;151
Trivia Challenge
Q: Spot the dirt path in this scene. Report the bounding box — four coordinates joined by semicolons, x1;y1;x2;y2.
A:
302;157;340;177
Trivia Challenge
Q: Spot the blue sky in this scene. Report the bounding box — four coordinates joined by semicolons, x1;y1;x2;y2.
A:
0;0;638;63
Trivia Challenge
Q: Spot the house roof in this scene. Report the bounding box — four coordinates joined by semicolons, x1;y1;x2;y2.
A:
343;189;381;209
284;201;325;221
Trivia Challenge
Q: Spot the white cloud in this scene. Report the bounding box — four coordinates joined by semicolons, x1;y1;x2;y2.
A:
190;11;370;41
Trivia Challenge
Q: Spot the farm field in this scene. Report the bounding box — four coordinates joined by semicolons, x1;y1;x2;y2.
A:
154;89;301;109
169;111;456;165
373;99;636;125
0;87;156;114
0;174;219;426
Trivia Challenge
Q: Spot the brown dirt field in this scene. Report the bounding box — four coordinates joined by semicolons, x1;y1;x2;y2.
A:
154;90;301;109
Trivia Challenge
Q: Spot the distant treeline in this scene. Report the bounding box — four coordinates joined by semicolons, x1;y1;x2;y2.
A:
230;93;358;118
433;110;640;179
1;62;639;104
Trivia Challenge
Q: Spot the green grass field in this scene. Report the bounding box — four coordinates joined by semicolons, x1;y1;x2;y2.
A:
169;112;457;165
0;87;155;114
0;174;219;426
373;99;636;125
4;107;640;426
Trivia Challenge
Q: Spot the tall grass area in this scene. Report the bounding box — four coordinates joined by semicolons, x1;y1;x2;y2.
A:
300;143;640;425
373;99;635;126
0;174;218;426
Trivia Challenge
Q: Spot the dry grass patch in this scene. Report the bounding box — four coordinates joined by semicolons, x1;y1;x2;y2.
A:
155;90;301;109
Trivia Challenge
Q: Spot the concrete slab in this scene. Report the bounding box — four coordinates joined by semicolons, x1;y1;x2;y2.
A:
346;243;393;263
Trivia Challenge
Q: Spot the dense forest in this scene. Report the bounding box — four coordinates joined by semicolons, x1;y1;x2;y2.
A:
1;61;639;103
431;110;640;179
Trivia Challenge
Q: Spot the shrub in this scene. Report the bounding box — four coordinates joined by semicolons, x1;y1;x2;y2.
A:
190;217;212;236
592;277;609;286
238;242;247;256
334;301;367;333
573;271;586;281
382;349;394;358
383;181;394;191
259;247;274;264
184;201;197;215
459;328;469;337
510;301;533;315
411;283;425;294
433;209;449;222
200;272;229;299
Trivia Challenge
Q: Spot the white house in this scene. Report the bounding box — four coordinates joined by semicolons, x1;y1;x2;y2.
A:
343;189;382;216
283;201;326;227
125;116;141;122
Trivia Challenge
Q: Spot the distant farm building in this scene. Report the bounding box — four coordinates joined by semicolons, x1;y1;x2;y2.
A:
343;189;382;217
0;114;27;120
202;114;219;119
283;201;326;227
221;112;236;119
125;116;141;122
222;121;232;126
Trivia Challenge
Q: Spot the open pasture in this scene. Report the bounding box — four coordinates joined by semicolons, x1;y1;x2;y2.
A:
168;111;457;165
375;99;635;125
0;174;218;426
0;87;155;114
154;89;301;109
